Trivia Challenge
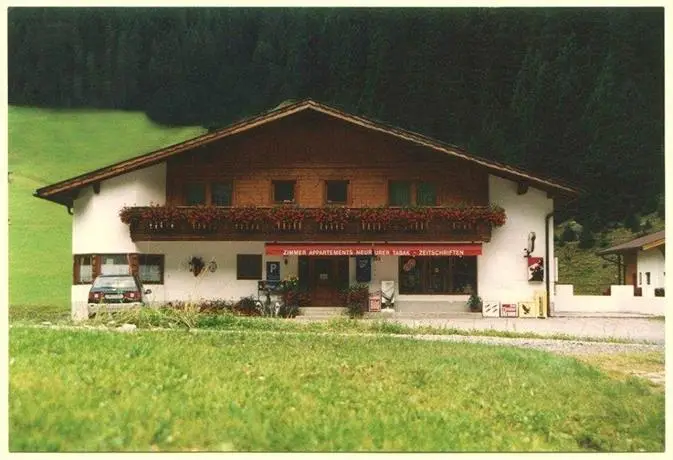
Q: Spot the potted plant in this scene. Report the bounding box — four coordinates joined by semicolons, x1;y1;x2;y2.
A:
467;293;483;313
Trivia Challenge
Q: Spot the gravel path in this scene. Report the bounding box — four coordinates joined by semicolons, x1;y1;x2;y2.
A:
398;333;664;356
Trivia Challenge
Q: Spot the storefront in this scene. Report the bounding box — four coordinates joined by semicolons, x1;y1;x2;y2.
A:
265;243;482;306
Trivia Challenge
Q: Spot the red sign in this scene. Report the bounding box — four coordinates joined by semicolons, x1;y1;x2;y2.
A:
265;243;482;257
500;303;518;317
369;294;382;312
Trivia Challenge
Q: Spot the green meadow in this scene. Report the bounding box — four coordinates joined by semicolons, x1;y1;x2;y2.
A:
9;326;665;452
8;106;204;308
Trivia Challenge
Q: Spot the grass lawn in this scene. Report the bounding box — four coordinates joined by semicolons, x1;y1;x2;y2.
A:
8;106;204;308
9;327;664;452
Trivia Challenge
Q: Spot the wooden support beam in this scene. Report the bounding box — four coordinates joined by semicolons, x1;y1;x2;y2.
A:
93;182;101;194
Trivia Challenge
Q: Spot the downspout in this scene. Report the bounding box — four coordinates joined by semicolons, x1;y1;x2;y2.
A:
545;212;553;317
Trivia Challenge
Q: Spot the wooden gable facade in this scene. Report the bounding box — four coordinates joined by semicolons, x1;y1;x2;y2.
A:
166;109;489;208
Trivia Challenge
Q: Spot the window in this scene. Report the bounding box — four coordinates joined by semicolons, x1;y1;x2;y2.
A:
237;254;262;280
74;255;93;284
416;182;437;206
273;181;295;203
638;272;642;285
646;272;651;285
73;253;166;285
211;182;233;206
399;256;477;295
101;254;130;275
139;255;165;284
389;181;411;206
186;183;206;205
326;181;348;204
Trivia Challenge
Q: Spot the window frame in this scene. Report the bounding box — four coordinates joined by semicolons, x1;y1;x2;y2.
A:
185;182;207;206
388;180;413;207
210;180;234;207
272;180;297;204
325;180;349;205
237;254;263;280
398;256;477;295
73;254;94;285
138;254;165;285
73;253;166;285
181;180;235;206
416;181;438;206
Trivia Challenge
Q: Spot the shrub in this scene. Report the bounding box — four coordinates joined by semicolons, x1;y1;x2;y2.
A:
233;296;261;316
197;299;234;314
624;213;641;233
339;284;370;318
656;194;665;220
643;219;653;232
560;225;576;243
654;288;665;297
467;294;483;312
577;227;596;249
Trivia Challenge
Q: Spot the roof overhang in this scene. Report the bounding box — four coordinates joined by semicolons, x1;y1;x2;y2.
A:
641;239;665;251
34;99;582;205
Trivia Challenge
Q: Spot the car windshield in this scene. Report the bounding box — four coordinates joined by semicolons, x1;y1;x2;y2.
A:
92;276;137;290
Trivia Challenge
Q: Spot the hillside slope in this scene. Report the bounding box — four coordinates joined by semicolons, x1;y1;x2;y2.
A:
8;106;205;307
555;214;665;295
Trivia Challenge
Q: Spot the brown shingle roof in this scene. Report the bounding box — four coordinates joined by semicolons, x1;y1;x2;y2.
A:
34;99;582;207
596;230;666;255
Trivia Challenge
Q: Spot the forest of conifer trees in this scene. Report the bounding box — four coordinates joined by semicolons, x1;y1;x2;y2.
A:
7;7;665;229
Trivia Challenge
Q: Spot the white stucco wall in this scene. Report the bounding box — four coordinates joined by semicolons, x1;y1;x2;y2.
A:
70;168;558;318
479;175;553;306
72;163;166;254
555;284;665;316
636;248;665;297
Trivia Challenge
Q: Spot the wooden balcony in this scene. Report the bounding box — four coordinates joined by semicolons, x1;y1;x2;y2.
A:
121;206;501;243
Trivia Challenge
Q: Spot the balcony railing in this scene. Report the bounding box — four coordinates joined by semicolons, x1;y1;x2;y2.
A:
120;205;505;242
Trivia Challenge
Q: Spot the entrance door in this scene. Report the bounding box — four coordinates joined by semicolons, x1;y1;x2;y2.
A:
308;257;349;306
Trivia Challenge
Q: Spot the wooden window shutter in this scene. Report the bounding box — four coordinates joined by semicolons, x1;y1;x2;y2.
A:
128;253;139;277
73;255;81;284
92;254;101;280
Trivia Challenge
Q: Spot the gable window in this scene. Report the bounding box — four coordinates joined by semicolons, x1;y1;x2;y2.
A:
237;254;262;280
211;182;233;206
273;181;296;203
326;181;348;204
74;255;94;284
139;255;165;284
389;181;411;206
416;182;437;206
186;183;206;205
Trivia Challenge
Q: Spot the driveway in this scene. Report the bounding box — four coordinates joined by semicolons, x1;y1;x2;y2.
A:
389;316;665;343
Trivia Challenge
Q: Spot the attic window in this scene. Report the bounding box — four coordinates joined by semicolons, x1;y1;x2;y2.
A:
416;182;437;206
273;181;295;203
186;183;206;205
211;182;233;206
326;181;348;204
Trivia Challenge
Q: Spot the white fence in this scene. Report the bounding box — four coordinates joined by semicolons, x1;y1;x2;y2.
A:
554;284;666;316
